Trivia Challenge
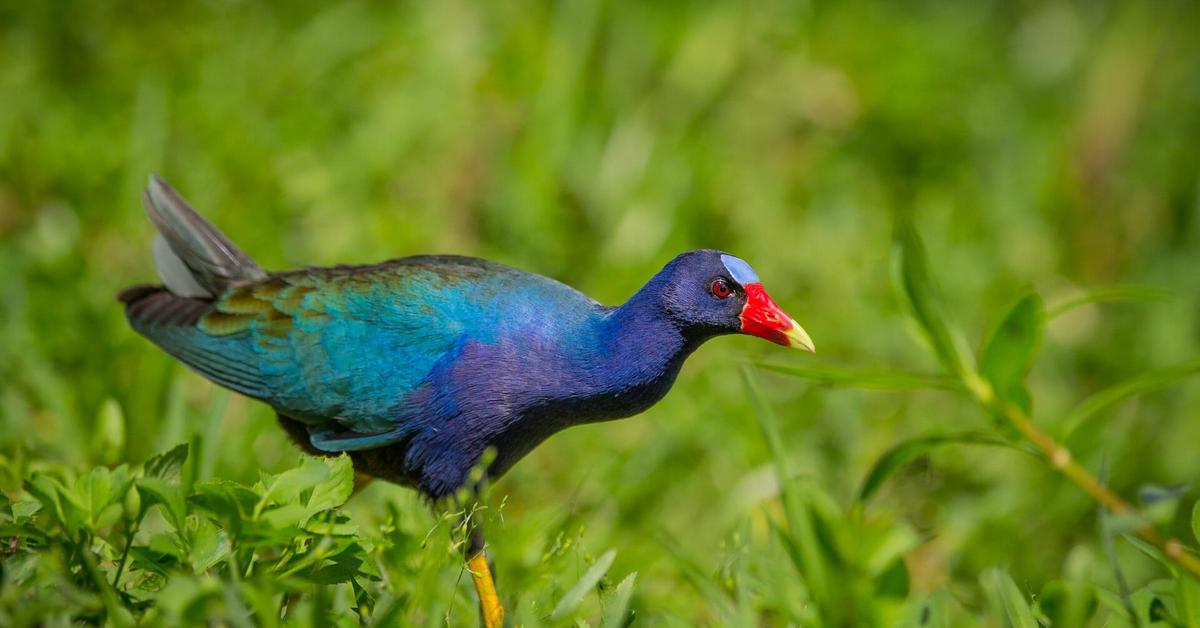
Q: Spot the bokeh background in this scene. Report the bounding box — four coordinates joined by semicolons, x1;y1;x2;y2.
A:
3;0;1200;624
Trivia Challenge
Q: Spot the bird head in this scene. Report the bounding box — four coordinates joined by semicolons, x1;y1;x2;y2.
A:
658;250;814;351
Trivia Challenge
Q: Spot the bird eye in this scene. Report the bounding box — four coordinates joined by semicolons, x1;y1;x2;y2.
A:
709;278;732;299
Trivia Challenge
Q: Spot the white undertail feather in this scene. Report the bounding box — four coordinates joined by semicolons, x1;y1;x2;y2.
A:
152;234;211;297
143;175;267;298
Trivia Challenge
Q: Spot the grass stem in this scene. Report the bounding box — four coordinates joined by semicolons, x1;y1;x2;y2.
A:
975;385;1200;579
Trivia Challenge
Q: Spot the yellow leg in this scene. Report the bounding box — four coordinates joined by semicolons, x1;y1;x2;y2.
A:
468;550;505;628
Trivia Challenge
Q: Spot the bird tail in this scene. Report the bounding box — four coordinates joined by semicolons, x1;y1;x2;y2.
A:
117;176;271;398
142;174;267;298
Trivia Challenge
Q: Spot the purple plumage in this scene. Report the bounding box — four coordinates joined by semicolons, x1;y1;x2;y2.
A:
121;176;813;499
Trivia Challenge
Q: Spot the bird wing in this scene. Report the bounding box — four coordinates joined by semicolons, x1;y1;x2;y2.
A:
197;264;476;451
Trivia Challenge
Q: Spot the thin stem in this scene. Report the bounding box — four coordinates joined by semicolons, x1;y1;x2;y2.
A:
111;517;140;590
972;385;1200;578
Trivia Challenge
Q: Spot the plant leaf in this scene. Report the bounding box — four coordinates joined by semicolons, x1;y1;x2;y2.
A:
755;362;961;391
982;568;1038;628
1193;500;1200;546
859;433;1014;501
1178;572;1200;628
94;399;126;464
1035;580;1097;628
741;367;830;605
979;292;1044;414
190;479;259;526
144;444;190;483
599;571;637;628
549;549;617;620
188;517;230;573
1058;358;1200;439
892;218;974;380
1122;533;1169;568
255;457;331;517
24;474;74;533
1045;284;1171;320
304;454;354;519
137;477;187;531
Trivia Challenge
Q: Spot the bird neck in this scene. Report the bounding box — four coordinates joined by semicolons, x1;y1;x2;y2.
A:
591;281;699;391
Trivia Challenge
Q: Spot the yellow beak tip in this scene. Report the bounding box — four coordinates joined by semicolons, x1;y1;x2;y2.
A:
786;324;815;353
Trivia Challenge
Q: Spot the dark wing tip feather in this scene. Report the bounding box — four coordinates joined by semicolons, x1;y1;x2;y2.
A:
120;285;210;327
117;284;160;305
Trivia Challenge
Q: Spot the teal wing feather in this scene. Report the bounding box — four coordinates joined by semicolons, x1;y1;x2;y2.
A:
194;257;518;449
127;255;596;454
120;286;271;398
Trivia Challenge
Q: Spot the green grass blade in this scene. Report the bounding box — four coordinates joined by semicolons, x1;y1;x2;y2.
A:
740;367;830;608
754;362;962;392
978;292;1044;414
1046;285;1172;320
196;389;230;485
599;571;637;628
1193;501;1200;546
981;568;1038;628
859;433;1014;501
656;534;738;621
1058;358;1200;439
892;218;975;380
1178;575;1200;628
550;549;617;620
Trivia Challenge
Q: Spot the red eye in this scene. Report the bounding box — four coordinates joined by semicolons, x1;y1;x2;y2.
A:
710;279;732;299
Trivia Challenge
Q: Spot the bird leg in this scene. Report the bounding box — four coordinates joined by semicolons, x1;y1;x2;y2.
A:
466;526;505;628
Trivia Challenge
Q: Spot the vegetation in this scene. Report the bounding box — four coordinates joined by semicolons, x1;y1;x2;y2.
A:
3;1;1200;625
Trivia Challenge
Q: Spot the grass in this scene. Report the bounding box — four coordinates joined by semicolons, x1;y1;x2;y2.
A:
4;0;1200;625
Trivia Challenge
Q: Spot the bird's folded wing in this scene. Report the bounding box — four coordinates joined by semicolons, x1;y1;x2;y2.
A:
200;272;464;448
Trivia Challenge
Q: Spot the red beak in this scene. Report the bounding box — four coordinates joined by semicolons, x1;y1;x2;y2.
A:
739;283;815;351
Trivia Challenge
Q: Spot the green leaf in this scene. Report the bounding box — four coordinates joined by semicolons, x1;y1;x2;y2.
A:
876;559;910;598
1035;580;1097;628
549;549;617;620
755;362;961;391
918;590;960;627
304;454;354;519
77;464;133;527
307;541;370;585
1058;358;1200;439
892;218;974;380
1193;501;1200;546
979;292;1044;414
137;477;187;530
741;367;830;605
187;517;230;573
1122;534;1170;568
1045;284;1171;319
260;503;309;529
859;433;1014;501
1178;573;1200;628
11;500;41;523
144;444;190;482
982;568;1038;628
94;399;126;464
255;457;331;517
190;479;259;525
600;572;637;628
24;473;80;534
864;523;921;578
1150;596;1174;624
129;544;184;576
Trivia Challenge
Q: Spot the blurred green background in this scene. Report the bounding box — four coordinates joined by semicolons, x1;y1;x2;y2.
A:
3;0;1200;625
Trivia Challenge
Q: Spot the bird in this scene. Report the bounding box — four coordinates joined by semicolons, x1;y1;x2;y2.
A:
119;175;813;626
